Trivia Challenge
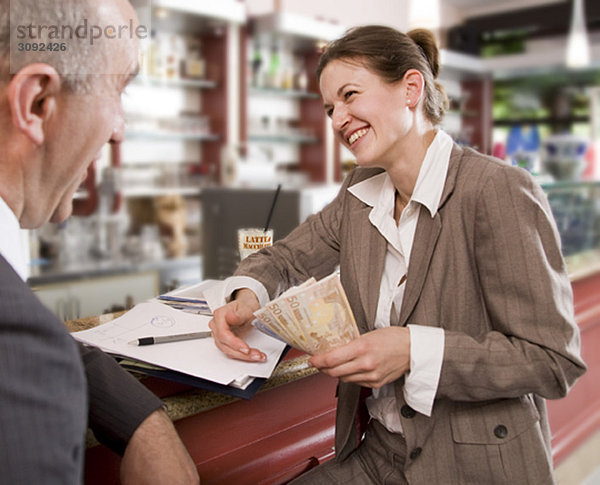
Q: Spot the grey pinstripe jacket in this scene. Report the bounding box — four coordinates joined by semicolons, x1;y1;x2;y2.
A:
0;256;162;484
0;256;87;484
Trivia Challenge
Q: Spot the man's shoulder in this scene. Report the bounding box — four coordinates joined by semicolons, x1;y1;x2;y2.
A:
0;254;68;333
0;254;31;298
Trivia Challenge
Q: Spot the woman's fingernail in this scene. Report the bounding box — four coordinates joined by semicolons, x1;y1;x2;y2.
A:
239;347;249;354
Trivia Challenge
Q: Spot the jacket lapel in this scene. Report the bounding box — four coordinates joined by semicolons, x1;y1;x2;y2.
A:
397;208;441;326
349;206;387;333
397;144;462;326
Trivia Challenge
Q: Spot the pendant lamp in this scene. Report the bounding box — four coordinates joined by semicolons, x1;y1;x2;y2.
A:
566;0;590;69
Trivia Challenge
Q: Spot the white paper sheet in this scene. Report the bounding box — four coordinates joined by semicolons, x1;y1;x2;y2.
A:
73;301;286;386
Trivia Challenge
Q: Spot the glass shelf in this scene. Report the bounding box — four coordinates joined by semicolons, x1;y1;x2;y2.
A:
125;131;220;141
122;186;203;197
132;76;218;90
248;133;319;144
249;87;320;99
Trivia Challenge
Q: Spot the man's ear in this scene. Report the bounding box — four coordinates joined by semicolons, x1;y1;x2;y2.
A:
6;63;62;146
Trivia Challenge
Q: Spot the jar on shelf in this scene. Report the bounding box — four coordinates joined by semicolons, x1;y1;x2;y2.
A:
182;36;206;79
161;34;186;80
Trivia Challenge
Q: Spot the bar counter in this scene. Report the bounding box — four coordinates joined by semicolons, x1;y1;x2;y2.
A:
67;313;338;485
67;312;320;425
68;251;600;484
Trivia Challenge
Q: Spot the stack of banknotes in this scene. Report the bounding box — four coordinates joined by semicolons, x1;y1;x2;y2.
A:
253;273;360;355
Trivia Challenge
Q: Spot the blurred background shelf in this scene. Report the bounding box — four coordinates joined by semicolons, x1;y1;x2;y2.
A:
121;186;204;198
247;133;320;144
125;131;220;142
132;76;218;90
248;87;321;99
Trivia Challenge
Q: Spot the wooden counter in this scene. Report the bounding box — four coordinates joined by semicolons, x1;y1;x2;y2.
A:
67;316;338;485
547;266;600;467
71;253;600;483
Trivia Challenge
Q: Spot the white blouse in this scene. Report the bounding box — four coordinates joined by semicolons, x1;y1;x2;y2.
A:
348;130;453;432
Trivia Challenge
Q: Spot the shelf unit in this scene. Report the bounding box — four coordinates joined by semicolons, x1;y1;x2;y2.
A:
120;1;244;193
439;37;600;155
436;49;493;154
247;84;322;148
63;1;247;272
242;13;344;184
109;1;245;263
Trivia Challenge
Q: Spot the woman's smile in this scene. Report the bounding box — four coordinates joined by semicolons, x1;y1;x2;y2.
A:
347;127;370;146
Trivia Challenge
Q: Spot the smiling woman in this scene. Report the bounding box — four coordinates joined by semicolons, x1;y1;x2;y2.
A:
210;24;586;485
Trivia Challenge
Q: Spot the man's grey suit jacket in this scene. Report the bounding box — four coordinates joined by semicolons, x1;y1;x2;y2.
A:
0;256;87;484
0;256;162;484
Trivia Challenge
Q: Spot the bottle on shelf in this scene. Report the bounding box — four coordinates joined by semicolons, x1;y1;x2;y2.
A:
294;55;308;92
281;46;294;91
251;41;264;88
267;43;281;89
147;31;162;78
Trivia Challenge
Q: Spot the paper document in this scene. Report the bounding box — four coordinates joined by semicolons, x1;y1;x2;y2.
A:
73;301;286;386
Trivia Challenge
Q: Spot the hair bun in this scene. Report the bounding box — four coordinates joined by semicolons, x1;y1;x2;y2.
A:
407;28;440;79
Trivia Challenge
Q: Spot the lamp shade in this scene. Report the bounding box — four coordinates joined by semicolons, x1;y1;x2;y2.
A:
408;0;440;30
566;0;590;68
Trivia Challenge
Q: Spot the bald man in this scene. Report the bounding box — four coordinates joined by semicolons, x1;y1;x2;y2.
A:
0;1;198;483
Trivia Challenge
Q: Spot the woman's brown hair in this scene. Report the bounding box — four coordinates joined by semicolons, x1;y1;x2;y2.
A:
316;25;448;125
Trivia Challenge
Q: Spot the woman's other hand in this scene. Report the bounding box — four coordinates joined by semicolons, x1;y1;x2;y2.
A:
209;288;266;362
309;327;411;388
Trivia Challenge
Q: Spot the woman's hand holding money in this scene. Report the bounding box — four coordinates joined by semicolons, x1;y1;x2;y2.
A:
209;289;267;362
309;327;411;388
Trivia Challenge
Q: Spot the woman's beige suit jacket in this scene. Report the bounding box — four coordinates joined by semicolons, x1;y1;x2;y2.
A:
235;144;586;484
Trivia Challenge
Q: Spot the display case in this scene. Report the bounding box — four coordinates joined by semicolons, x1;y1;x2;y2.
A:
543;181;600;259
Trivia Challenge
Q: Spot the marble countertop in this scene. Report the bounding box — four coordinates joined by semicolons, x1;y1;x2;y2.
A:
67;314;318;447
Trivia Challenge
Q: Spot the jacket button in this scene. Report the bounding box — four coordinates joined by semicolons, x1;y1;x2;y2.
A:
401;405;416;418
409;447;422;460
494;425;508;439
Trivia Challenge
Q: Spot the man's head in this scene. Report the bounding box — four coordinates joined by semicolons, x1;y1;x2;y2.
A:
0;0;141;228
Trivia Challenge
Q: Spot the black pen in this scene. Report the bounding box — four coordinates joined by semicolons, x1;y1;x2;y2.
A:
128;331;212;346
